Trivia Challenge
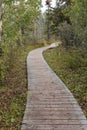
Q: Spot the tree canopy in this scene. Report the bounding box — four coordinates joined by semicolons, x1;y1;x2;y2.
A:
0;0;42;82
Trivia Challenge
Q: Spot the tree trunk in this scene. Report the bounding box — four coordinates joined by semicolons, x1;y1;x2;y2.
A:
0;0;2;57
0;0;2;42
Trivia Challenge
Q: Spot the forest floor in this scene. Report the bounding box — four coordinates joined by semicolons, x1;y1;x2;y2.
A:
43;45;87;118
0;43;87;130
0;43;43;130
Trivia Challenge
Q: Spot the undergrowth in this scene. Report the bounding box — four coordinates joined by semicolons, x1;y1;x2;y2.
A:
44;45;87;117
0;43;42;130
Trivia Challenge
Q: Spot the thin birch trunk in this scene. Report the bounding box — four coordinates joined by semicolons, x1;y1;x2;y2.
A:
0;0;2;42
0;0;2;57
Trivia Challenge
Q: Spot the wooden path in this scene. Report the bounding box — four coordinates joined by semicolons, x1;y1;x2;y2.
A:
21;43;87;130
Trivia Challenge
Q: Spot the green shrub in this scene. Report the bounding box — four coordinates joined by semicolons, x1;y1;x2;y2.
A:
58;22;75;48
65;53;81;70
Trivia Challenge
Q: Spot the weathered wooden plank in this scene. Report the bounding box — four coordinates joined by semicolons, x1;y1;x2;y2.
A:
21;43;87;130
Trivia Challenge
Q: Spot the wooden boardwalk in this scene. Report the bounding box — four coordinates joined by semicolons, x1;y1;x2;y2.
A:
21;43;87;130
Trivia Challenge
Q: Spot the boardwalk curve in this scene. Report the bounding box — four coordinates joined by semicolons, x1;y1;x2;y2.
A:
21;43;87;130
